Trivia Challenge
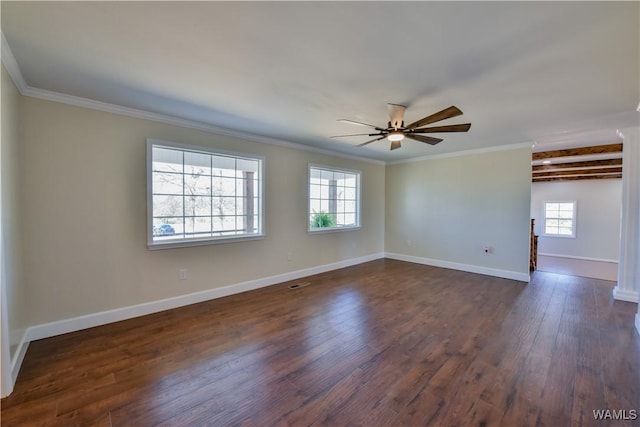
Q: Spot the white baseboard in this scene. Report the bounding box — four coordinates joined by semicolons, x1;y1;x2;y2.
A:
613;286;639;303
9;250;532;391
384;252;530;282
10;335;29;386
22;252;385;343
538;253;618;264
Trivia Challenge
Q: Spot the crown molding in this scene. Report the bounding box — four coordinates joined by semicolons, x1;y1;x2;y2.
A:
22;86;385;165
1;32;28;93
0;33;384;166
0;33;536;168
387;141;533;165
1;32;529;168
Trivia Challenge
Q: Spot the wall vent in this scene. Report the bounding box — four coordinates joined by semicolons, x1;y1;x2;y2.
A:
288;282;311;290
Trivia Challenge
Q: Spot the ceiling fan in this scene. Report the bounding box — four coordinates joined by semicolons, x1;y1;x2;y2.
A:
331;104;471;150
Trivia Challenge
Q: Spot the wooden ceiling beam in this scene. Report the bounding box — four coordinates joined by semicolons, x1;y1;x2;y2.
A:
532;158;622;171
533;167;623;178
532;143;622;161
533;174;622;183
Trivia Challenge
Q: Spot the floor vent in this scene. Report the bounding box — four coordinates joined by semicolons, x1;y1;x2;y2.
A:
288;282;311;290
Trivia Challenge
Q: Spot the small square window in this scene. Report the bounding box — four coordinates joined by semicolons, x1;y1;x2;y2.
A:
543;201;576;238
308;165;361;232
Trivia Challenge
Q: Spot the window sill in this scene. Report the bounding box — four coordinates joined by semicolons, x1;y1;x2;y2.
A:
308;226;361;235
148;234;265;250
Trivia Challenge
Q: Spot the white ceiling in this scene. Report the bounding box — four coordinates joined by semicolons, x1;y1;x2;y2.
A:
2;1;639;162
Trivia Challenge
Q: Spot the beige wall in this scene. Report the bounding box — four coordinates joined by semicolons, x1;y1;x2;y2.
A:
385;147;532;276
14;91;533;331
1;64;25;358
20;97;385;326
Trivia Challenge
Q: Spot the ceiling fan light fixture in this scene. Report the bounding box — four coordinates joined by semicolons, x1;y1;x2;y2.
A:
332;104;470;149
387;131;405;142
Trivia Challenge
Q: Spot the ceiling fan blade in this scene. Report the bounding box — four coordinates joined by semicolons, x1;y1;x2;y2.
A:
337;119;384;131
413;123;471;133
405;134;444;145
390;140;402;150
357;135;387;147
387;103;407;129
330;133;376;138
406;106;463;129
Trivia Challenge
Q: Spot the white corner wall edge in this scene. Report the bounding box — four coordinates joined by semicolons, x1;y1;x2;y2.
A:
615;127;640;305
385;252;530;283
635;313;640;335
612;286;639;303
10;253;384;382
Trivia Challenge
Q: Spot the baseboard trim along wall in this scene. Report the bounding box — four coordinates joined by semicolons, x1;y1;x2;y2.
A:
538;253;619;264
9;251;530;390
10;334;30;388
613;286;639;303
385;252;530;283
10;253;384;383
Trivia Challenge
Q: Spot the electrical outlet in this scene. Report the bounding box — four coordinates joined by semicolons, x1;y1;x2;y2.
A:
179;269;188;280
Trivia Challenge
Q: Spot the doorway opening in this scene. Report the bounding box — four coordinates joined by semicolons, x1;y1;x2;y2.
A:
530;142;622;282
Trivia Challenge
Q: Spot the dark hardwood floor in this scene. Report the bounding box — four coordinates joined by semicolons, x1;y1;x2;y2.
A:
2;259;639;426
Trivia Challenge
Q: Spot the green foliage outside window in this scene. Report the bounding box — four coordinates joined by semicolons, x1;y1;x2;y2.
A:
311;211;335;228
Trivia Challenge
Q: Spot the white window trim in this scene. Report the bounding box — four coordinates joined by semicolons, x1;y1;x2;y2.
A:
307;163;361;234
147;138;265;250
543;200;577;239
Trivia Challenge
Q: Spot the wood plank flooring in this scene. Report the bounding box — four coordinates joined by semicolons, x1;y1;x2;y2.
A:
1;259;639;426
537;255;618;282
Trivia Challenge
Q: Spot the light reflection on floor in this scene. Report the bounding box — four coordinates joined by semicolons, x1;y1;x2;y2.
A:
143;286;376;422
304;286;370;353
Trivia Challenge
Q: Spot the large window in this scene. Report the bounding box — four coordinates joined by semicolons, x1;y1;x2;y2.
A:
308;165;360;232
147;139;263;248
544;201;576;238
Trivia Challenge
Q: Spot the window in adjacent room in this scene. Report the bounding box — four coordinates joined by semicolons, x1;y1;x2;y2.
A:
147;139;263;249
308;165;360;232
543;201;576;238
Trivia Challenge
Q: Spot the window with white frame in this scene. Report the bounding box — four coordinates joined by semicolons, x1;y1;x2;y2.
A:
147;139;263;248
544;201;576;238
308;165;360;232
